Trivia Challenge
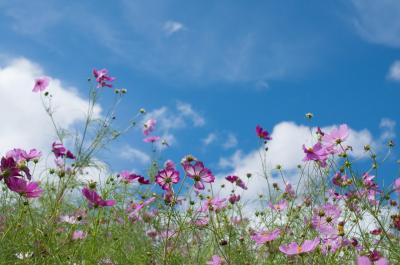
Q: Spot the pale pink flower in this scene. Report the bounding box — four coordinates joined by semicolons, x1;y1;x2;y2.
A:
72;230;87;240
32;76;50;92
279;237;319;255
143;119;156;136
251;228;280;245
269;200;288;211
207;255;225;265
394;178;400;193
183;161;215;190
322;124;349;146
199;197;227;212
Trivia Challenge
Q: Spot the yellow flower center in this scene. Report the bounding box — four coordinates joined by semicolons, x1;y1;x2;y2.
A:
297;246;303;253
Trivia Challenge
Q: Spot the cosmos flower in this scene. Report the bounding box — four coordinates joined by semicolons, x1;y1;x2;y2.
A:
251;228;280;245
256;125;272;140
199;197;227;212
81;187;115;207
32;76;50;92
143;119;156;136
155;168;180;190
119;171;141;183
269;200;288;212
72;230;87;240
52;141;75;159
93;68;115;88
143;136;161;143
322;124;349;146
394;178;400;193
279;237;320;255
5;176;43;198
183;161;215;190
207;255;225;265
303;142;329;167
311;203;341;235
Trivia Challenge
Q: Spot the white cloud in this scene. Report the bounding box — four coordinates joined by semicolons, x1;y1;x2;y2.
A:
0;57;101;156
143;101;205;147
163;20;185;36
215;121;378;202
119;146;151;164
351;0;400;47
379;118;396;141
387;61;400;81
222;133;238;149
202;133;217;146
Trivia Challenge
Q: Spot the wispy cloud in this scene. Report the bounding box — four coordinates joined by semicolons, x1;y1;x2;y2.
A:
222;133;238;149
119;146;151;164
350;0;400;47
387;61;400;81
163;20;185;36
203;133;217;146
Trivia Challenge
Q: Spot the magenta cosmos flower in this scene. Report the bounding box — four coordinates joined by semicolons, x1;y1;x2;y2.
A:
322;124;349;146
32;76;50;92
52;141;75;159
357;255;389;265
256;125;272;140
155;167;180;190
143;136;160;143
225;175;247;190
81;187;115;207
143;119;156;136
251;228;280;245
93;68;115;88
5;176;43;198
279;237;320;255
6;148;41;162
207;255;225;265
303;142;329;167
183;161;215;190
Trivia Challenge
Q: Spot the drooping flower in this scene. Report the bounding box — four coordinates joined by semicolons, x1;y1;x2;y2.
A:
279;237;320;255
228;194;240;204
183;161;215;190
143;119;156;136
72;230;87;240
322;124;349;146
81;187;115;207
0;157;20;180
225;175;247;190
93;68;115;88
5;176;43;198
207;255;225;265
256;125;272;140
32;76;50;92
251;228;280;245
332;172;350;187
155;168;180;190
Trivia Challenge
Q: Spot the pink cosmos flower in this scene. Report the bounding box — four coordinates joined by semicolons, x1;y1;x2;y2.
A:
32;76;50;92
322;124;349;146
6;148;41;162
225;175;247;190
143;136;160;143
72;230;87;240
320;236;343;254
303;142;329;167
119;171;141;183
312;203;341;235
93;68;115;88
357;255;389;265
5;176;43;198
207;255;224;265
332;172;350;187
81;187;115;207
269;200;288;212
256;125;272;140
127;197;156;220
394;178;400;193
228;194;240;204
143;119;156;136
225;175;238;183
193;217;209;227
251;228;280;245
279;237;320;255
52;141;75;159
183;161;215;190
155;168;180;190
164;159;176;169
199;197;227;212
0;157;21;180
284;183;295;198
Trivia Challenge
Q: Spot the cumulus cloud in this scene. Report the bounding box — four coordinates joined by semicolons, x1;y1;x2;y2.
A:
351;0;400;47
387;61;400;81
215;121;378;203
163;20;185;36
0;57;101;155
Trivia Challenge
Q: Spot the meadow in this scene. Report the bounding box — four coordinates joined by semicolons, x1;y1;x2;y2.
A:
0;69;399;265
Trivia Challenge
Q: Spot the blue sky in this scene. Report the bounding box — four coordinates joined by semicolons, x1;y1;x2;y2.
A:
0;0;399;192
